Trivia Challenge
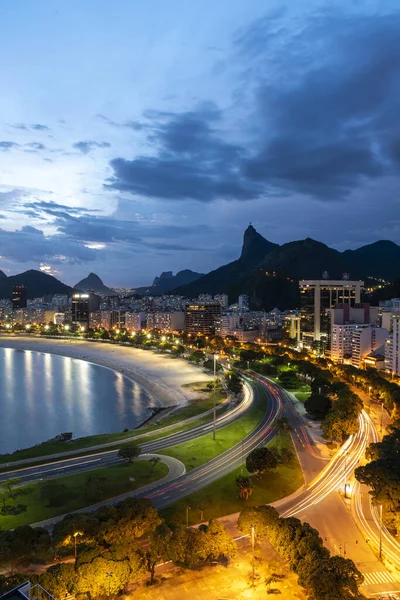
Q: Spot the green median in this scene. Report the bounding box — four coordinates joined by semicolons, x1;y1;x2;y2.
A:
161;384;266;469
161;431;304;526
0;459;168;530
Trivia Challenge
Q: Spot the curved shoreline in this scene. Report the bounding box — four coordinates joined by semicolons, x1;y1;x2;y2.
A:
0;335;211;410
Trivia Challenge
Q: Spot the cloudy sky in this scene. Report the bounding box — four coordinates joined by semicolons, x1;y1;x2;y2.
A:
1;0;399;286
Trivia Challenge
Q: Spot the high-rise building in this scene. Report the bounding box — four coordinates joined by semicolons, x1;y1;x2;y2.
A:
184;302;221;335
385;314;400;376
12;285;27;309
299;278;363;350
214;294;229;309
238;294;249;311
72;293;100;325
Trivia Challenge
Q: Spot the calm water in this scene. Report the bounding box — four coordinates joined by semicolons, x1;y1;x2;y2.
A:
0;347;155;454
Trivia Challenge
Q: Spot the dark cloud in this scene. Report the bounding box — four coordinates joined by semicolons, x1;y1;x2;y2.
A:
107;10;400;203
73;140;111;154
107;104;261;202
0;225;97;264
8;123;28;131
0;141;19;151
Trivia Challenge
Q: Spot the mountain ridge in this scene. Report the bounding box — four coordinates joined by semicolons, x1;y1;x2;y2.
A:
74;272;118;296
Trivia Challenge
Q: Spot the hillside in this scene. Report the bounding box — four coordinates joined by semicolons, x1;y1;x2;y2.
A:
74;272;118;296
174;225;278;297
0;270;72;299
343;241;400;280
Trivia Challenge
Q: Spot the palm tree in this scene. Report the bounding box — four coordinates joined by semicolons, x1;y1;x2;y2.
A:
274;416;291;448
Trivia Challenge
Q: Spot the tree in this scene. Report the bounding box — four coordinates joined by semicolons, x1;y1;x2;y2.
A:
237;506;279;540
304;394;332;419
145;523;172;584
235;475;253;500
202;518;236;563
189;350;205;364
0;526;50;574
100;497;162;546
3;478;20;500
39;481;68;507
149;456;161;474
168;526;207;568
39;563;77;598
246;447;277;476
299;555;365;600
278;370;298;389
203;358;223;372
76;555;131;597
274;416;292;446
52;513;100;552
118;444;140;463
225;371;243;396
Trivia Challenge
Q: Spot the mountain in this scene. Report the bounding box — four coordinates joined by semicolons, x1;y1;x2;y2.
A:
175;225;400;310
342;241;400;280
260;238;352;280
0;270;7;280
133;269;204;296
0;270;72;299
174;225;278;297
74;272;118;296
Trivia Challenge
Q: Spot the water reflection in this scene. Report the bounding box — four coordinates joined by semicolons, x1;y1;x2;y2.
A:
0;348;154;454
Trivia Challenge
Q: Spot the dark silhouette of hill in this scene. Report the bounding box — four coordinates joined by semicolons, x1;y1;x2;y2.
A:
133;269;204;295
74;272;117;296
0;270;72;299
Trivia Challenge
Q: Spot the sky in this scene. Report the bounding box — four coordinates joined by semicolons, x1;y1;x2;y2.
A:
1;0;400;287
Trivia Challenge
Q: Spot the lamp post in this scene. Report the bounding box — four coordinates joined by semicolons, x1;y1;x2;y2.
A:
379;504;383;560
380;401;384;435
73;531;82;563
213;354;219;441
251;524;255;552
185;505;191;527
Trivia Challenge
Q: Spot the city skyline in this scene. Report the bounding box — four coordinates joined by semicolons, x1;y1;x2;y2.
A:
1;1;400;287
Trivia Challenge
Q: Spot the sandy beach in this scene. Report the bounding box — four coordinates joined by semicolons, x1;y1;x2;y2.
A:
0;336;211;408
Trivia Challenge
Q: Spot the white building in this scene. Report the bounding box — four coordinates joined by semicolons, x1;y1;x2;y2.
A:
351;325;388;368
125;311;146;331
385;314;400;376
238;294;249;311
331;324;355;362
214;294;229;309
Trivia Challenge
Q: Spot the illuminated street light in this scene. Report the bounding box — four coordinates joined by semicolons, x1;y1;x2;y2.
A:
45;325;50;331
25;324;31;330
115;329;120;334
131;331;136;337
147;333;151;339
213;354;219;441
64;324;70;330
80;326;85;332
161;335;166;342
73;531;82;563
5;323;11;329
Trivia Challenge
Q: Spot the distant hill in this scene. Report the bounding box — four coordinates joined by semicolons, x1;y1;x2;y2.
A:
74;272;118;296
133;269;204;296
174;225;278;298
175;225;400;310
0;270;7;280
342;241;400;280
0;270;72;299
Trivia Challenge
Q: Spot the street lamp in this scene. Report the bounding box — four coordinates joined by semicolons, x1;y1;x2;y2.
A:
185;505;191;527
73;531;82;563
379;503;383;560
213;354;219;441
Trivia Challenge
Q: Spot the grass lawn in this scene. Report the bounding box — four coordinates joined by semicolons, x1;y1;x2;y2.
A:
0;459;168;529
295;392;310;404
0;384;225;467
160;386;267;469
160;432;304;527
